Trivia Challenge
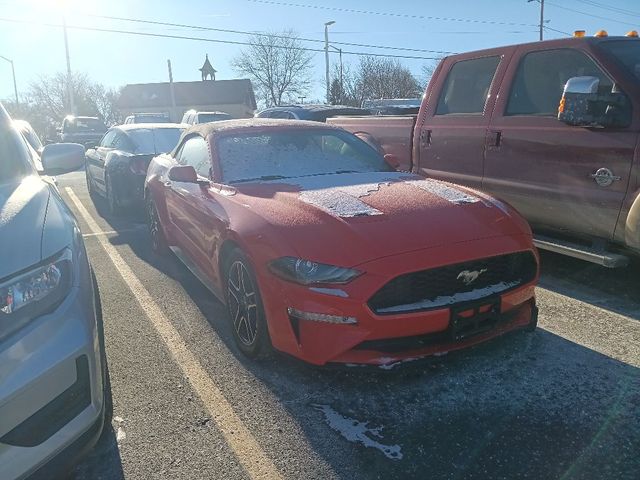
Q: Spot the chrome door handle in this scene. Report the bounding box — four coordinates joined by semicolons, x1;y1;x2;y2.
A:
590;168;621;187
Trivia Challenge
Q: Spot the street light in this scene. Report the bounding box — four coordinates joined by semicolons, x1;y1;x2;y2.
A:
324;20;335;103
0;55;19;108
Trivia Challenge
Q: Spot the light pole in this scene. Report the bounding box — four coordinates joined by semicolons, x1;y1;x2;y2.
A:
62;14;75;115
324;20;335;103
0;55;19;108
528;0;544;41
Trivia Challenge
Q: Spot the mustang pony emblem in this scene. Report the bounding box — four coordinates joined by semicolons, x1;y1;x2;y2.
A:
457;269;488;286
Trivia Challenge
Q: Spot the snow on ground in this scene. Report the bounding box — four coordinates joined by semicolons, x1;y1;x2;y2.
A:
312;404;403;460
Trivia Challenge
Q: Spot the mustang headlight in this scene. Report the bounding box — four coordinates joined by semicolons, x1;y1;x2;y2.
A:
269;257;361;285
0;248;73;340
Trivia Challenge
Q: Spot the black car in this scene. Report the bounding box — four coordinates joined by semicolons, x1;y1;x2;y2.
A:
85;123;185;214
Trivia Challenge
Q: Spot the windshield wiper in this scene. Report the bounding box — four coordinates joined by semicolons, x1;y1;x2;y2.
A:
232;175;289;184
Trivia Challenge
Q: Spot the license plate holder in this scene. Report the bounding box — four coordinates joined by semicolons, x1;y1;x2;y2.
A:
449;297;502;342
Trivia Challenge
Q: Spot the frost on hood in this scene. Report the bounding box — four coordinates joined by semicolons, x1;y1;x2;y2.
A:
377;280;520;314
405;179;480;204
312;404;403;460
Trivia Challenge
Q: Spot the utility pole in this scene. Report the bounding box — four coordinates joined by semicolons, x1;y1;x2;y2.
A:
0;55;18;108
528;0;544;41
167;59;177;121
324;21;335;103
62;14;75;115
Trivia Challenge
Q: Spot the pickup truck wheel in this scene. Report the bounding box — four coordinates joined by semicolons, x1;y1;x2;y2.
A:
225;249;272;359
146;196;169;255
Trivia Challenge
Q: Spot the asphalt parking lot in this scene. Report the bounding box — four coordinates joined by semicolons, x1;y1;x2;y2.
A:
55;170;639;480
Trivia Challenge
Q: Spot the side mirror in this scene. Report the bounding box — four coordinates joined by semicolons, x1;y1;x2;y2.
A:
41;143;85;175
168;165;198;183
384;153;401;170
558;76;631;128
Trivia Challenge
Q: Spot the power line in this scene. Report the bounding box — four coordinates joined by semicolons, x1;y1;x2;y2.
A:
83;13;455;55
245;0;538;27
543;25;572;36
0;16;443;60
545;1;639;27
573;0;640;18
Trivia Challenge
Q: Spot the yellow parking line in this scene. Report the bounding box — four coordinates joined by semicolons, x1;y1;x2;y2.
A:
65;187;283;480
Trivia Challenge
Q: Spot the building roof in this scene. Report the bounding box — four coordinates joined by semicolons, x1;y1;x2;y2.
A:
117;79;256;110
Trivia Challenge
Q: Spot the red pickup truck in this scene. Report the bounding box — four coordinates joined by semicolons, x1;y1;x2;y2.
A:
329;33;640;267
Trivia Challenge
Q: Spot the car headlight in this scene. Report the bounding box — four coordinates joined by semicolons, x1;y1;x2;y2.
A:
0;248;73;340
269;257;361;285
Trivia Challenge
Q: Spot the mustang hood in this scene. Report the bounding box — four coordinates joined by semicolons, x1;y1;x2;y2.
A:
231;172;530;266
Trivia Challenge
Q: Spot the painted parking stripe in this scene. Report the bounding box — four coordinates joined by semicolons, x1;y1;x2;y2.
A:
65;187;283;480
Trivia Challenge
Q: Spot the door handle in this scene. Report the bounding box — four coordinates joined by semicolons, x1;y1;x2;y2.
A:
590;168;621;187
487;130;502;147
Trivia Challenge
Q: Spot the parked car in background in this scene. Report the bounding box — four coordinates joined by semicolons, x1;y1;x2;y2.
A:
86;123;185;214
255;104;371;122
181;110;232;125
145;119;539;366
0;102;110;479
124;112;171;124
329;32;640;268
59;116;108;149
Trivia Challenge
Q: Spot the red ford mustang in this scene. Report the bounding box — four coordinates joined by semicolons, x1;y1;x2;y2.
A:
145;119;539;366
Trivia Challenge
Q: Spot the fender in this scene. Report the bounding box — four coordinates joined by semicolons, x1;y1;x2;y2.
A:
624;190;640;251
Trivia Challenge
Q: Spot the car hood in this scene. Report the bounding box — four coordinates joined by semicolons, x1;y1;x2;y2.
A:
230;172;530;266
0;176;75;279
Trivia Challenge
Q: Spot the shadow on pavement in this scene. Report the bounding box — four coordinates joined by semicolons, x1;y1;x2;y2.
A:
72;425;124;480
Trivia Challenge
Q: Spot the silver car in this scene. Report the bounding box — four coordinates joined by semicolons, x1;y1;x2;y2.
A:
0;102;110;479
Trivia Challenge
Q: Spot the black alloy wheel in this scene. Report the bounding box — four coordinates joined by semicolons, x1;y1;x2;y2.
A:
225;250;271;358
146;196;169;254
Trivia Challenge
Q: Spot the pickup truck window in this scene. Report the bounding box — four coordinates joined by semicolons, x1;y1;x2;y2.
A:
436;56;500;115
600;40;640;80
506;49;612;116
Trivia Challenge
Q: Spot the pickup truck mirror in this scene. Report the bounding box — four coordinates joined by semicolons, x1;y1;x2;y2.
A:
558;76;631;128
383;153;401;170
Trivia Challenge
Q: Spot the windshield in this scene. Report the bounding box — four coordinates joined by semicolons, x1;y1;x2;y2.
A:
18;124;43;152
217;129;391;184
0;126;33;184
67;117;107;133
128;127;184;154
134;115;170;123
198;113;232;123
601;40;640;80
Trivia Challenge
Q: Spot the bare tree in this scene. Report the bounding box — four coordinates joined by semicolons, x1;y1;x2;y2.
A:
421;59;442;87
337;57;422;107
232;30;314;107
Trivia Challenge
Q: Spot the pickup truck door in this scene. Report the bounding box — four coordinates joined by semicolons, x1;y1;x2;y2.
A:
416;49;513;189
483;45;637;240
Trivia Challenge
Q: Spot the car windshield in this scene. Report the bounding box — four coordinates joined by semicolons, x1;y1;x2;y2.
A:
67;117;107;133
0;126;33;184
128;127;184;154
600;40;640;80
217;129;391;184
198;113;232;123
135;115;170;123
18;124;43;151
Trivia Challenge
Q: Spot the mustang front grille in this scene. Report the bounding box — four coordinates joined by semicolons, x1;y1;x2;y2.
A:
368;251;537;315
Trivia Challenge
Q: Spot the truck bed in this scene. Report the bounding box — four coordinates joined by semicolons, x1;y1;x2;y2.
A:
327;115;417;172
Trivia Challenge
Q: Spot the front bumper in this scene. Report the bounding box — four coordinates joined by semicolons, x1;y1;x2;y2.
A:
0;279;104;479
257;235;539;366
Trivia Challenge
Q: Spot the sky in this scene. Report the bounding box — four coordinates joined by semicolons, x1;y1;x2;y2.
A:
0;0;639;105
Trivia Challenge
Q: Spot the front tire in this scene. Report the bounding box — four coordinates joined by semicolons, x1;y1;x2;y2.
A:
146;195;169;255
225;249;271;358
